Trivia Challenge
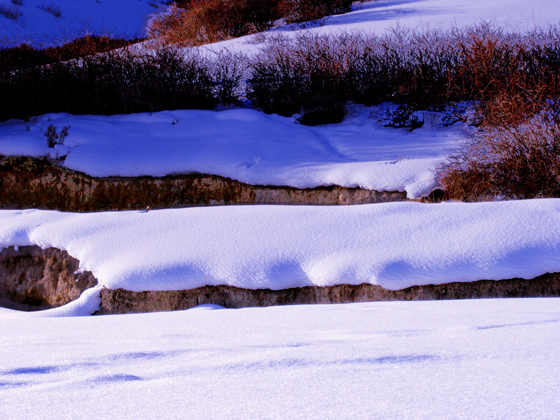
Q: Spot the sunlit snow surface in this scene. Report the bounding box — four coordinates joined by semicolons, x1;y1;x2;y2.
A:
206;0;560;54
1;299;559;419
0;108;462;198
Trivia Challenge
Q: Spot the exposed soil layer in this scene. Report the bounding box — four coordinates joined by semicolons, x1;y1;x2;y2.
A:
0;155;407;211
0;246;97;310
2;245;558;313
96;273;560;315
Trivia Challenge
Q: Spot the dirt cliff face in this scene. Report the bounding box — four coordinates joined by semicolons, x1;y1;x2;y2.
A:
0;246;97;311
96;273;560;315
0;155;407;211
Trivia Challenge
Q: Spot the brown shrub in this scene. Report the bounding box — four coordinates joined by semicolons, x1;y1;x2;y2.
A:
438;111;560;201
149;0;281;45
148;0;353;46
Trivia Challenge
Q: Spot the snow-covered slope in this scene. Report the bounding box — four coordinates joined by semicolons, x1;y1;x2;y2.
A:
1;199;560;304
2;0;558;48
0;0;167;47
206;0;560;54
1;298;559;419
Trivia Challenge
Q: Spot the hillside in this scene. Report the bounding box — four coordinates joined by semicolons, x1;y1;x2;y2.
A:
1;2;560;418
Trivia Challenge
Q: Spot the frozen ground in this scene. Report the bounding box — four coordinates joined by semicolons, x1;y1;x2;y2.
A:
1;298;559;419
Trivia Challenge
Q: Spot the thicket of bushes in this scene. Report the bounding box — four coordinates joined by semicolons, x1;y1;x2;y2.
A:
0;47;243;120
247;25;560;124
148;0;353;45
3;25;560;123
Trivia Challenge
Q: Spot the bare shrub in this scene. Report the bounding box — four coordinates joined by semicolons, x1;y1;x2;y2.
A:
11;0;24;5
280;0;352;24
209;50;246;106
44;124;70;148
0;4;23;20
438;111;560;200
0;46;240;120
0;36;139;73
447;24;560;117
149;0;281;45
247;33;361;124
247;24;560;124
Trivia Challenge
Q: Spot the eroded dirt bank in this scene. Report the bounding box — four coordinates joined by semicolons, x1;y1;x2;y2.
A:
0;155;407;211
96;273;560;315
2;245;559;313
0;246;97;311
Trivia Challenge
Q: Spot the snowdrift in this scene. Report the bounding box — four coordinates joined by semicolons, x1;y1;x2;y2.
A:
1;199;560;300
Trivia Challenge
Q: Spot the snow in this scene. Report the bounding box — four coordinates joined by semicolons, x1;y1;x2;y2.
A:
0;107;463;198
2;0;557;48
0;285;103;318
0;0;168;47
1;1;560;416
207;0;560;54
1;298;559;419
1;199;560;301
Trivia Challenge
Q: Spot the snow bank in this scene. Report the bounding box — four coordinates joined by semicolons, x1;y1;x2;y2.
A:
0;108;462;198
1;199;559;293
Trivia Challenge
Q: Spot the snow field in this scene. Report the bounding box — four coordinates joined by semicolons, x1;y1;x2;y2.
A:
1;298;559;419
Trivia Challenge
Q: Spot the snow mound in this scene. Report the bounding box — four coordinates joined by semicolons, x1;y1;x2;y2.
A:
1;199;560;293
